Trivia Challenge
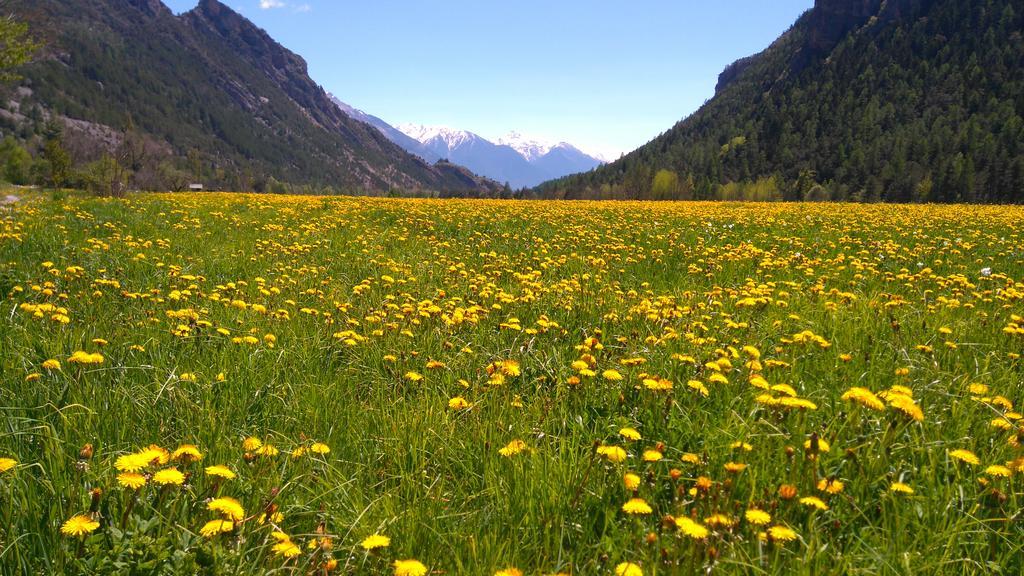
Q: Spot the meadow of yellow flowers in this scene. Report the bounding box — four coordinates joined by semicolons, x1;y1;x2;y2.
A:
1;192;1022;574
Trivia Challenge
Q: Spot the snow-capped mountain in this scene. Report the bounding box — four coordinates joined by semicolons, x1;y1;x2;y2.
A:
394;124;605;189
498;131;557;162
395;125;482;157
329;98;605;189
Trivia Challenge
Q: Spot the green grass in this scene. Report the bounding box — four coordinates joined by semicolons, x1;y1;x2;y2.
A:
0;192;1022;575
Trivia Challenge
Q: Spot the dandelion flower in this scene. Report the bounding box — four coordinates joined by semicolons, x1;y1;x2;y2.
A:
621;498;652;515
171;444;203;463
152;467;185;486
767;525;798;543
841;387;885;411
619;427;641;441
642;449;663;462
948;449;980;466
597;445;627;464
495;569;522;576
603;369;624;381
985;465;1012;477
61;514;100;537
273;539;301;558
242;437;263;451
208;497;245;521
800;496;829;511
889;482;914;494
676;517;709;539
448;396;471;410
42;359;61;371
393;559;428;576
498;439;527;457
615;562;643;576
745;509;771;525
361;533;390;550
205;465;236;480
0;457;17;473
887;395;924;421
199;519;234;537
117;472;147;490
68;351;104;365
310;442;331;455
817;478;844;494
623;472;641;491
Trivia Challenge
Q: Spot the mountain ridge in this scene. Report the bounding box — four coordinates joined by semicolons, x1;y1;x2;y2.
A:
540;0;1024;203
1;0;498;194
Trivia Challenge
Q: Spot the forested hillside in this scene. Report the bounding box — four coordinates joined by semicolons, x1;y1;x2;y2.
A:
540;0;1024;202
0;0;498;195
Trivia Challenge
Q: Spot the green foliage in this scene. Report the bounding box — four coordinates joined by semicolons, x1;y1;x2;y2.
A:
541;0;1024;203
650;169;680;200
0;14;39;82
80;154;128;197
0;136;31;184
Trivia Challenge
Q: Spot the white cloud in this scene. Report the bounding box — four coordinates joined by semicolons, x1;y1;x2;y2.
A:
293;3;312;12
259;0;285;9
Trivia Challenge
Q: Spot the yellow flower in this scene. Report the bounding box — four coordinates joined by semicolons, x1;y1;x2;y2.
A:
361;533;391;550
948;449;980;466
745;509;771;525
152;467;185;486
205;465;236;480
767;525;798;542
889;482;914;494
199;519;234;537
816;478;844;494
840;387;885;411
800;496;829;511
619;427;641;441
676;516;709;539
310;442;331;455
642;449;662;462
623;472;641;491
615;562;643;576
404;371;423;382
255;444;280;457
68;351;104;365
597;445;627;464
171;444;203;463
887;394;924;421
61;514;100;537
448;396;471;410
602;369;624;381
393;559;428;576
242;437;263;451
985;465;1012;477
498;439;527;457
0;457;17;473
208;497;246;521
42;359;61;371
273;539;301;558
117;472;147;490
621;498;652;515
495;569;522;576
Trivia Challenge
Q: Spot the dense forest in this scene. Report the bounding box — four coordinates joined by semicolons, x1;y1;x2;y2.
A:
0;0;498;196
539;0;1024;203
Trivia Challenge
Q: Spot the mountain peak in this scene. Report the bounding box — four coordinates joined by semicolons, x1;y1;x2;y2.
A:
396;124;480;151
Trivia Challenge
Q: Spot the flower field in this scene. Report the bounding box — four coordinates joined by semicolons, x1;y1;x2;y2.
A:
1;193;1023;574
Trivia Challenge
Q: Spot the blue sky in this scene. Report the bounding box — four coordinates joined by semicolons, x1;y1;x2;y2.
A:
163;0;813;159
